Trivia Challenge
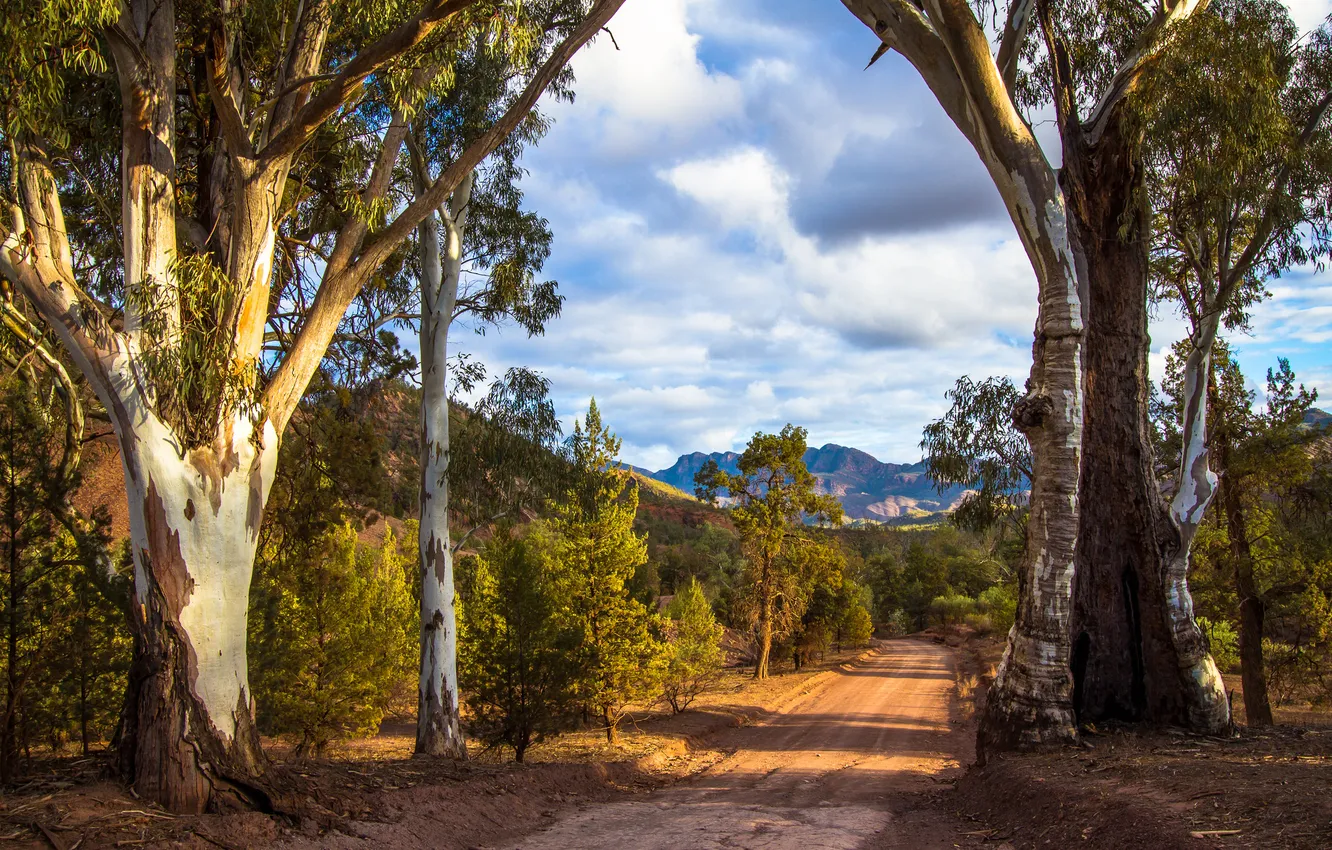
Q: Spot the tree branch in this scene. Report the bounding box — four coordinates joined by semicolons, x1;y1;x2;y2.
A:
1225;88;1332;292
997;0;1035;96
260;0;480;164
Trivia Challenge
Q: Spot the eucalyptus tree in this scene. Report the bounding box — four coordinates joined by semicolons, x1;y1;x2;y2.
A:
839;0;1228;754
922;375;1031;533
1160;343;1321;725
695;425;843;679
0;0;624;811
1140;0;1332;724
405;24;566;757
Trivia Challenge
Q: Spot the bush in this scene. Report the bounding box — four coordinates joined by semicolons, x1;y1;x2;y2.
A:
964;612;993;634
977;584;1017;635
458;529;578;762
661;578;724;713
1196;616;1240;672
840;604;874;647
928;593;976;626
250;523;417;757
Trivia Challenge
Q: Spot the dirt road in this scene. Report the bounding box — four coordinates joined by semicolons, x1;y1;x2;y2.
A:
494;640;966;850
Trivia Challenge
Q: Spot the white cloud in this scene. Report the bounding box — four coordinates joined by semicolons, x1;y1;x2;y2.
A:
566;0;743;151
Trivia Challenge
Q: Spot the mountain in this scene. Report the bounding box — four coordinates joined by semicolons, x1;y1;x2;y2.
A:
648;444;967;521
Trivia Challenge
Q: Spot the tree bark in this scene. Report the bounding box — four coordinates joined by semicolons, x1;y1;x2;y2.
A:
755;557;772;680
414;169;472;759
1060;86;1227;737
1216;437;1272;725
603;705;617;745
115;400;278;813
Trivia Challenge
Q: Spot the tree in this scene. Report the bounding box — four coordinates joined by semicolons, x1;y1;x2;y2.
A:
406;15;566;757
695;424;843;679
1161;344;1321;725
457;527;578;762
554;400;664;744
661;578;724;713
838;0;1229;755
0;0;625;809
922;376;1031;533
249;523;416;758
1139;0;1332;728
0;374;121;779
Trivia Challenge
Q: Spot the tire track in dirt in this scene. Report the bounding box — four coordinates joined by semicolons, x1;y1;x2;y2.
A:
491;639;964;850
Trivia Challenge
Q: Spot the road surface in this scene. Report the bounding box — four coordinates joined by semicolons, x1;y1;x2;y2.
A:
496;640;965;850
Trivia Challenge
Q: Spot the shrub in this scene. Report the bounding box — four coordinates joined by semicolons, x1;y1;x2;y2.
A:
250;523;417;757
964;612;993;634
840;604;875;647
977;584;1017;635
1196;616;1240;672
458;529;579;762
661;578;725;713
929;593;976;626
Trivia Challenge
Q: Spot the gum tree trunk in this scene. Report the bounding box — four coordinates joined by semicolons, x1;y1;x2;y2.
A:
1061;94;1228;736
414;171;474;758
114;390;278;812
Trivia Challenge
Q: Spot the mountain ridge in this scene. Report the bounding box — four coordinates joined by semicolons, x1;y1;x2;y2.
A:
645;443;966;521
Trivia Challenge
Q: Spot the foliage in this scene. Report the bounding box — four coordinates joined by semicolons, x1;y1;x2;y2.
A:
552;400;666;741
1196;616;1241;672
695;424;842;678
921;376;1031;533
0;376;123;779
866;524;1010;632
978;584;1018;636
250;523;417;757
449;367;568;541
929;593;978;627
1142;0;1332;338
457;528;578;761
660;578;725;713
249;386;419;756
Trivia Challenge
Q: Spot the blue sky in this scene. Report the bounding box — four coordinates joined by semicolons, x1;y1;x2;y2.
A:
452;0;1332;471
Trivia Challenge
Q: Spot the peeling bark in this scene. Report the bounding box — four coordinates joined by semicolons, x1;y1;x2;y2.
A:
1062;111;1225;734
1;0;627;811
414;170;472;758
113;374;278;812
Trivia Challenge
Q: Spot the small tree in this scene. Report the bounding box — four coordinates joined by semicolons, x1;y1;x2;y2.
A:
554;400;665;744
695;425;842;679
457;528;576;762
250;523;416;758
840;605;874;649
661;578;724;714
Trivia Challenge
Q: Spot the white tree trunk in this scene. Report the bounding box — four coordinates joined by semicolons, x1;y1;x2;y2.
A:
415;172;473;758
977;189;1084;754
111;352;278;811
1165;322;1228;730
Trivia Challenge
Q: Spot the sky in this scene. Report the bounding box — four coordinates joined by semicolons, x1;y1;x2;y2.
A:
450;0;1332;472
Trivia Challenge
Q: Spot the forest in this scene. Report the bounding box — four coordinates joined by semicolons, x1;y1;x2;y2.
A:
1;0;1331;848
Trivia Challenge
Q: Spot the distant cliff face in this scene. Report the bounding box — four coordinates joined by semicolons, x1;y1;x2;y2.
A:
650;444;966;520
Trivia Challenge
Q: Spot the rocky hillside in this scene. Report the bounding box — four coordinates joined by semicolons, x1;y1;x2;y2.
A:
648;443;966;521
